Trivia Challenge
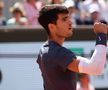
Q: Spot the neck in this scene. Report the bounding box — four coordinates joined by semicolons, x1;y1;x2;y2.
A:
48;36;65;46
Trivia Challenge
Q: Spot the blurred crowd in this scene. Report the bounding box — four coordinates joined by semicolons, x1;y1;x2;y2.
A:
0;0;108;27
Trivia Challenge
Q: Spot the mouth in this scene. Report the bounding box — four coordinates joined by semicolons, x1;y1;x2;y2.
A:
69;28;72;31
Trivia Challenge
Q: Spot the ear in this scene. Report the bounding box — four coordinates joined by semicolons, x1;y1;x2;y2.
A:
48;23;56;33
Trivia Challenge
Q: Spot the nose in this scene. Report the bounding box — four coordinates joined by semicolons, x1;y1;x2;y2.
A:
68;18;72;26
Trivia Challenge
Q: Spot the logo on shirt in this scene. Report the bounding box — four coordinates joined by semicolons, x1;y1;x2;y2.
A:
98;36;101;41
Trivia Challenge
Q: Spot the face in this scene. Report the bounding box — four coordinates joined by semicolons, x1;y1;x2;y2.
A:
91;12;99;21
54;13;73;38
52;0;61;4
13;11;22;21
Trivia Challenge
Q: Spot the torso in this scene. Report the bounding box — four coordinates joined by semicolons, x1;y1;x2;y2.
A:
37;41;77;90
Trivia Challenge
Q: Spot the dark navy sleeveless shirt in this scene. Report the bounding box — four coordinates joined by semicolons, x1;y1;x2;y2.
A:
37;41;77;90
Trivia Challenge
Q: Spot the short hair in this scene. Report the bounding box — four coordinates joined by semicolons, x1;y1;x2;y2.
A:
38;4;69;34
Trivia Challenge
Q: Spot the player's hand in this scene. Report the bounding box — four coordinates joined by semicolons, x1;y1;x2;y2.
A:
93;22;107;34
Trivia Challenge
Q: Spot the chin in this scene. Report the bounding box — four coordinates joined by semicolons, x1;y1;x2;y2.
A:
66;33;73;38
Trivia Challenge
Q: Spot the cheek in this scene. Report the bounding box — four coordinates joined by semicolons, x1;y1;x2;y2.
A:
58;25;67;32
56;22;70;36
55;28;65;37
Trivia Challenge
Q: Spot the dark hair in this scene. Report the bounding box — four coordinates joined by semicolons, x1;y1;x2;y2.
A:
38;4;69;34
12;8;24;17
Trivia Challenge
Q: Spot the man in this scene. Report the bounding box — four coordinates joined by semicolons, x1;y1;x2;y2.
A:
7;2;28;25
0;1;6;25
37;4;107;90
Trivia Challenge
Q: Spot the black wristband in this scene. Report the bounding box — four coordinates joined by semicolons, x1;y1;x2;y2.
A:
96;33;107;46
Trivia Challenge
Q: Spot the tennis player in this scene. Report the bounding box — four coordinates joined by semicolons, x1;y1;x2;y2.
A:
37;4;107;90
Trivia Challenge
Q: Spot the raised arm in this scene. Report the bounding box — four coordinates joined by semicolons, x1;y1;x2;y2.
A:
67;22;107;75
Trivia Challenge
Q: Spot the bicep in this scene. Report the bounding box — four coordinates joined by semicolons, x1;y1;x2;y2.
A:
67;59;80;73
67;55;97;74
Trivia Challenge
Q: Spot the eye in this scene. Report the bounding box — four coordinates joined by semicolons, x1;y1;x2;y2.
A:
63;18;66;21
63;17;68;21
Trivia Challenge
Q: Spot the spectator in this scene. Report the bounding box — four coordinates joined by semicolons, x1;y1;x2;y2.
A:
74;0;84;10
91;0;108;23
77;0;108;25
77;73;95;90
23;0;44;26
63;0;77;26
76;0;92;25
87;3;107;25
7;2;28;26
0;1;6;26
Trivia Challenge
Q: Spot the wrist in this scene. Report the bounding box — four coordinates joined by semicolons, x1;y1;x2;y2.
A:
96;33;107;46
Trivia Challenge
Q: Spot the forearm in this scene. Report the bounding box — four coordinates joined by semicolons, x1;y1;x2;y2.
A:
78;45;106;75
78;33;107;75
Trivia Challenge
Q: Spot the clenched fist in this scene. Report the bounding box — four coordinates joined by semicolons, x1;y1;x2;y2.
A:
93;22;107;34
